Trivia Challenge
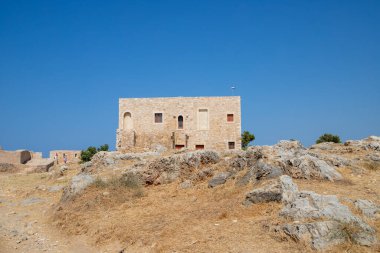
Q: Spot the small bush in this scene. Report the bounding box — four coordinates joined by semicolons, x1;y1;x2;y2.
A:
241;131;255;149
80;144;109;162
92;174;142;190
98;144;109;152
316;133;341;144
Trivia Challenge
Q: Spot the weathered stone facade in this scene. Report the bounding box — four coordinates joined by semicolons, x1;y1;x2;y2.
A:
116;96;241;152
0;150;31;164
50;150;81;164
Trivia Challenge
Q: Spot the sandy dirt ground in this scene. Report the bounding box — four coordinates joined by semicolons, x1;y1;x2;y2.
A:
0;168;100;253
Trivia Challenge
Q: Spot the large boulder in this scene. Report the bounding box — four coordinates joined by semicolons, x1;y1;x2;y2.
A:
61;173;94;202
280;187;377;249
286;154;342;181
283;221;346;250
244;175;298;205
239;140;343;181
129;150;220;185
208;172;231;188
244;176;377;250
255;160;283;180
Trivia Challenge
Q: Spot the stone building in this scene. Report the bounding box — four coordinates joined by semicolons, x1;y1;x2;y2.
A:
50;150;81;164
116;96;241;152
0;149;32;164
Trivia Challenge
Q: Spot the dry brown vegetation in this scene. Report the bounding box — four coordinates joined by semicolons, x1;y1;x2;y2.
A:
51;164;379;253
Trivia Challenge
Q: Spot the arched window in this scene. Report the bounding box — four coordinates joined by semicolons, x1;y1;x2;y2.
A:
123;112;133;130
178;115;183;129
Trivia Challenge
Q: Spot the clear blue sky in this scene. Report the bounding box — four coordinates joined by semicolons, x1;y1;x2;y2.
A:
1;0;379;156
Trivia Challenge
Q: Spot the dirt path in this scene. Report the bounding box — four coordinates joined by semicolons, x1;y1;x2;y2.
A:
0;171;98;253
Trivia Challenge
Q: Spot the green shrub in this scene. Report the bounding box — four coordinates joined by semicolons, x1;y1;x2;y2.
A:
241;131;255;149
80;144;109;162
316;133;341;144
98;144;109;152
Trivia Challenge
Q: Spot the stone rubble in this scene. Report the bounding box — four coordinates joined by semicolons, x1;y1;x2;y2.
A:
243;176;377;250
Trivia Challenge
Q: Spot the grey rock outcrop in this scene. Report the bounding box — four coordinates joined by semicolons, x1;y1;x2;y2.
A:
255;160;283;180
126;150;220;185
180;180;192;189
286;154;342;181
80;161;93;171
354;199;379;219
190;168;214;181
345;136;380;151
244;175;297;205
244;176;377;250
48;185;64;192
61;173;94;202
280;187;377;249
21;197;45;206
283;221;346;250
208;172;231;188
368;154;380;162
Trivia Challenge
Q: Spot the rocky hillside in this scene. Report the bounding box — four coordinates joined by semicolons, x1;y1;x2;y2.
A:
50;136;380;252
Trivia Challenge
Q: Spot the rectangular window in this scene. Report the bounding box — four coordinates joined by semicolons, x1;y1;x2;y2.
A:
198;109;208;130
155;113;163;123
227;114;234;122
228;142;235;149
195;145;205;150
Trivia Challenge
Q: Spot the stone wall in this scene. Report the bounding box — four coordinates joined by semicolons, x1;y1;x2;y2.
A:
117;96;241;152
0;150;32;164
31;152;43;159
50;150;81;164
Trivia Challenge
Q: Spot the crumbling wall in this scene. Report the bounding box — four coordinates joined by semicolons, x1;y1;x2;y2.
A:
0;150;31;164
50;150;81;164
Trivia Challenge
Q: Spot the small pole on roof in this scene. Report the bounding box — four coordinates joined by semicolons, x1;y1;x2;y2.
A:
231;85;236;95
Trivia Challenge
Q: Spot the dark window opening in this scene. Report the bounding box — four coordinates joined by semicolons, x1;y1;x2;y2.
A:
175;145;185;150
195;145;204;150
227;114;234;122
228;142;235;149
178;115;183;129
155;113;163;123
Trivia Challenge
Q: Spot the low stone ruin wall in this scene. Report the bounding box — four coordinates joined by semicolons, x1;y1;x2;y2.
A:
0;150;32;164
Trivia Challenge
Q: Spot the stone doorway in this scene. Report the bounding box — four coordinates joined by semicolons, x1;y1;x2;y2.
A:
123;112;133;130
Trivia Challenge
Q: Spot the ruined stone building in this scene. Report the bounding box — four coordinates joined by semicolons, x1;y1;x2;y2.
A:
50;150;81;164
116;96;241;151
0;149;32;164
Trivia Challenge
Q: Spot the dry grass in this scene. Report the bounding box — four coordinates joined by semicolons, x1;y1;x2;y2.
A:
362;161;380;171
5;147;376;253
53;180;307;253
